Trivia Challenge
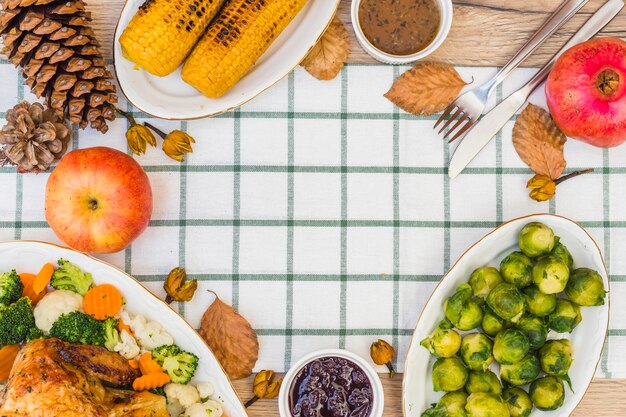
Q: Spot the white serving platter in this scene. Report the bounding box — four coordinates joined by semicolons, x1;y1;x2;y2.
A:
402;214;610;417
0;240;248;417
113;0;340;120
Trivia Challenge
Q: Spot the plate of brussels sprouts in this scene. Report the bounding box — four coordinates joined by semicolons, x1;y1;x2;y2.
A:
403;214;609;417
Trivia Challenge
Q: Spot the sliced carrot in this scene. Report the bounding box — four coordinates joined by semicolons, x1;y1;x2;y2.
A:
132;372;170;391
20;273;45;305
128;358;140;369
0;345;20;380
138;352;163;375
83;284;123;320
118;319;133;335
32;263;54;295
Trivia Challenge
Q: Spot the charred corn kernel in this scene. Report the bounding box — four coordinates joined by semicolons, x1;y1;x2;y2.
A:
119;0;227;77
182;0;308;98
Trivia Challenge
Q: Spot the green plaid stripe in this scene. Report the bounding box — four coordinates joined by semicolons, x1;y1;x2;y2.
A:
0;62;624;377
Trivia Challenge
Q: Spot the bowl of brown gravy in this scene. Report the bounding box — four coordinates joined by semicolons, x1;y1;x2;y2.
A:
352;0;453;64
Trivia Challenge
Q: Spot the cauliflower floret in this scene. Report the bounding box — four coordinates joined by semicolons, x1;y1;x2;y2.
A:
33;290;83;334
119;310;173;350
164;383;200;409
167;398;185;417
195;381;214;401
113;329;141;359
183;401;223;417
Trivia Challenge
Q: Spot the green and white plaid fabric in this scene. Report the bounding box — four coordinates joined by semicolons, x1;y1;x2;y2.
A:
0;61;624;377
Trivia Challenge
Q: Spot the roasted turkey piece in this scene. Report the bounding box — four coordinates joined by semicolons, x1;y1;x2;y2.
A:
0;338;168;417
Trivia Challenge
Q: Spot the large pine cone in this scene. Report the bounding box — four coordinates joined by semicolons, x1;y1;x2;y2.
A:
0;101;71;172
0;0;117;133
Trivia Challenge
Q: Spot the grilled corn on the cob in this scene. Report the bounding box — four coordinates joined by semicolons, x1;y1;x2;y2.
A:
120;0;227;77
182;0;308;98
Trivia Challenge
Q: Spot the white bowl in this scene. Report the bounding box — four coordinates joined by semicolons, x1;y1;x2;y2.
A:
278;349;384;417
402;214;610;417
351;0;453;64
113;0;340;120
0;240;249;417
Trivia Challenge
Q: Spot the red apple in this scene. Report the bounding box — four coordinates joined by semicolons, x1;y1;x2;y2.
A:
546;37;626;148
45;147;153;254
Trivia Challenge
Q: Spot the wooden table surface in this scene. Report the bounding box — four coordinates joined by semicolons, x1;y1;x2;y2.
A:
86;0;626;415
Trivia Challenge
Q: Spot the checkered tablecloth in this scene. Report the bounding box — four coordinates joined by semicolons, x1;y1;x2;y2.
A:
0;60;624;378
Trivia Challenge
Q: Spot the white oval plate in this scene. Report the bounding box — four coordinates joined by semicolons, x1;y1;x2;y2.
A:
0;240;248;417
113;0;340;120
402;214;610;417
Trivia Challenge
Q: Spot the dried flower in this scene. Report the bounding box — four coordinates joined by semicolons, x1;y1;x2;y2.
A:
244;370;282;407
143;122;195;162
162;130;195;162
370;339;396;379
116;108;156;156
527;175;556;202
126;124;157;155
163;267;197;304
527;169;594;202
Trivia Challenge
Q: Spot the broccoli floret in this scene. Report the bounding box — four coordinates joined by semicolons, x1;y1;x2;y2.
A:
0;270;24;306
27;327;45;341
103;317;121;351
49;311;105;346
50;259;94;296
152;344;199;384
149;387;166;397
0;297;36;346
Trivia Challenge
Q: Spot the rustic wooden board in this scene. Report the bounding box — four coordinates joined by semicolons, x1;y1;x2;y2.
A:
84;0;626;66
232;375;626;416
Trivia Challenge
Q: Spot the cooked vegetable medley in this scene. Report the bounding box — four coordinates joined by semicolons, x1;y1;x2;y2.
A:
0;258;223;417
421;222;607;417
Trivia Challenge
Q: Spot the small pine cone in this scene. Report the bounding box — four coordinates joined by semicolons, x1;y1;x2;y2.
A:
0;0;117;133
0;101;71;173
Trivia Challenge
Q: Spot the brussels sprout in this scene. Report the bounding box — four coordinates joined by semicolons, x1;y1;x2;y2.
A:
516;316;548;350
445;284;484;331
493;328;530;365
421;320;462;358
438;391;469;417
466;370;502;395
432;357;469;392
548;299;582;333
469;267;503;299
486;283;525;323
481;305;506;337
523;286;557;317
532;255;570;295
503;387;533;417
550;237;574;269
500;252;533;288
465;392;511;417
529;376;565;411
539;339;573;382
518;222;555;258
460;333;494;371
499;354;541;386
565;268;607;307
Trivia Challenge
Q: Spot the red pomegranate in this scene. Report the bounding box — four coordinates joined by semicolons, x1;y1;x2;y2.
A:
546;37;626;148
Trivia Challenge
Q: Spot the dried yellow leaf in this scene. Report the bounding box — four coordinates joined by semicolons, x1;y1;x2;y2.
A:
300;16;350;81
384;62;467;115
513;104;567;180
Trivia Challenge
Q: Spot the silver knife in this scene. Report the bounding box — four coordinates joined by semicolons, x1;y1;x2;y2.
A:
448;0;625;179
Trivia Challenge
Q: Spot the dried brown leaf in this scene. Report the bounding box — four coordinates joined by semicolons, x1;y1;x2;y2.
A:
384;62;467;115
300;16;350;80
513;104;567;180
199;291;259;380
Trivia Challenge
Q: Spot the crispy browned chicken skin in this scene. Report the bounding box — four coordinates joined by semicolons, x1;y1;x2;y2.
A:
0;338;168;417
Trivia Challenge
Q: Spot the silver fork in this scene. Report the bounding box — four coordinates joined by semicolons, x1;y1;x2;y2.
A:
434;0;589;143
